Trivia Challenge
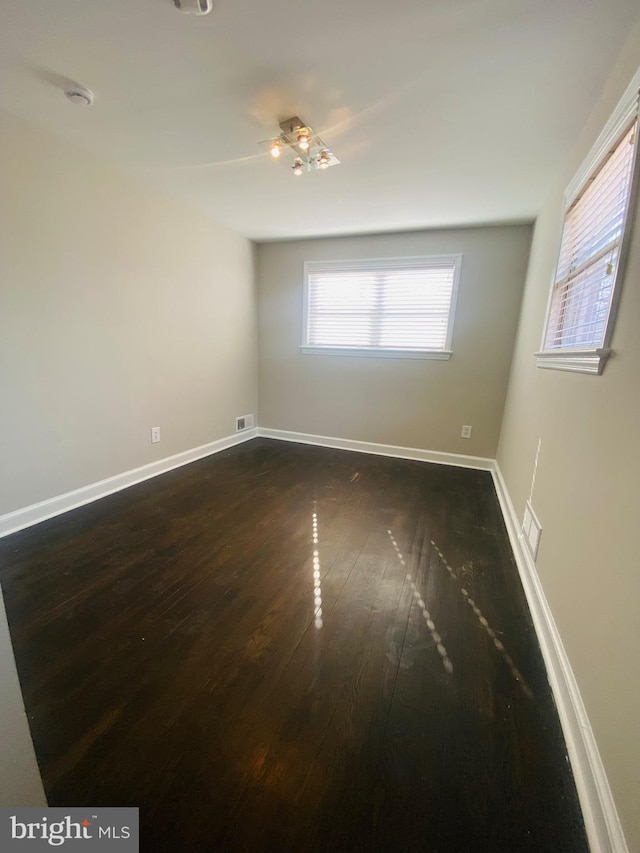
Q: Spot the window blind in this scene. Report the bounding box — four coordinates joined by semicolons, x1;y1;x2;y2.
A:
304;258;459;354
544;118;638;351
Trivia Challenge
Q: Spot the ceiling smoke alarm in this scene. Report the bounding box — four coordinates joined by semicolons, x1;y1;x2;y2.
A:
173;0;213;14
64;86;94;106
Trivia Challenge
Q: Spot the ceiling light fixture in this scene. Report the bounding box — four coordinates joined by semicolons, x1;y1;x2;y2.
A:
317;149;331;170
260;116;339;176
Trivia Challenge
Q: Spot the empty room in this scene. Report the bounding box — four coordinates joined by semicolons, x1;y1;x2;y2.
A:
1;1;639;851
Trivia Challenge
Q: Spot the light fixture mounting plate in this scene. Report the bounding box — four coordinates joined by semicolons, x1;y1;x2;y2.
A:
260;115;340;175
278;116;305;134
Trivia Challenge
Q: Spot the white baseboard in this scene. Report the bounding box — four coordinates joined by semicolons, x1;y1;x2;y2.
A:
491;463;628;853
257;427;495;471
0;428;258;539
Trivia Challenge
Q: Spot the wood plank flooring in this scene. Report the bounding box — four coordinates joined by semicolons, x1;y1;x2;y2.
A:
0;438;588;851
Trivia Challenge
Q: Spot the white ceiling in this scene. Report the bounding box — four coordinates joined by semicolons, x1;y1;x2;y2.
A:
1;0;638;241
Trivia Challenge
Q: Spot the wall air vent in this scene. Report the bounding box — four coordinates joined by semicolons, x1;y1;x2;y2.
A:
173;0;213;15
236;414;255;432
522;501;542;561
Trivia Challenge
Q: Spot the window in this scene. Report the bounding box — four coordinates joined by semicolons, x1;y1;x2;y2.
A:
537;90;639;375
301;255;462;359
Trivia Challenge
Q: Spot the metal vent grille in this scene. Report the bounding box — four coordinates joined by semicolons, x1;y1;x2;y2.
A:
236;414;255;432
173;0;213;15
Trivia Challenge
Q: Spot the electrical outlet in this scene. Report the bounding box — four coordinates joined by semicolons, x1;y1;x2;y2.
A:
151;426;161;444
460;425;472;439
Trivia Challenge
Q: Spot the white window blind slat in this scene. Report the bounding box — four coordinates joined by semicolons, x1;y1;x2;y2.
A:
304;257;460;355
554;241;621;291
543;117;638;353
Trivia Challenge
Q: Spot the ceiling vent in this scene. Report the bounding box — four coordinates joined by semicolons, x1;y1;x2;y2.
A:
173;0;213;14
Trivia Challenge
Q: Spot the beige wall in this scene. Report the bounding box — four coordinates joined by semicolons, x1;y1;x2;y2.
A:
0;109;258;516
497;25;640;851
0;109;258;805
258;226;531;458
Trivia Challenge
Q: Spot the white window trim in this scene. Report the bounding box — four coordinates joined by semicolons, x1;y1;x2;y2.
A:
301;254;462;360
535;348;612;375
536;69;640;375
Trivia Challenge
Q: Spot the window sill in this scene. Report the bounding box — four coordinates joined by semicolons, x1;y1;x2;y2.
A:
535;348;611;375
300;346;452;360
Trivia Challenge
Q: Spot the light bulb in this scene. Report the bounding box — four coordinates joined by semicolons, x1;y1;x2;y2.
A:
297;130;310;151
269;139;282;158
318;150;330;169
292;158;304;176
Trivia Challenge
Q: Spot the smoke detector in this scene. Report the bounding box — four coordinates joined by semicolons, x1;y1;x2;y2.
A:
64;85;94;106
173;0;213;13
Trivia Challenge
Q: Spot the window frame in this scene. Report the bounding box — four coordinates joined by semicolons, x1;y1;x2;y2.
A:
536;84;640;376
300;254;462;360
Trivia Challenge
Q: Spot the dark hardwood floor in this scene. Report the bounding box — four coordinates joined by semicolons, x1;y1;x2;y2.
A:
0;438;588;852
